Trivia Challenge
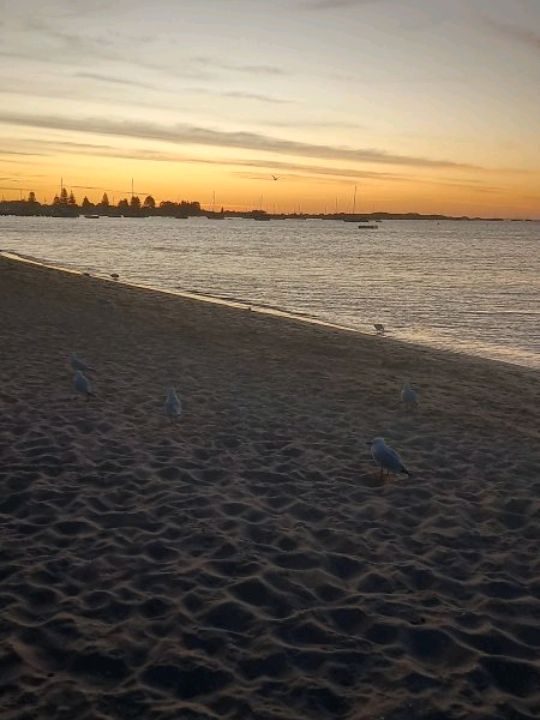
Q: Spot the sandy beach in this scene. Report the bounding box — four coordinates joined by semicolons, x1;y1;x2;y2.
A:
1;253;539;720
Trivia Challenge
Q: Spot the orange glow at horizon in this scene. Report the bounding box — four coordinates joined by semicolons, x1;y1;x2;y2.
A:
1;1;539;218
2;152;538;219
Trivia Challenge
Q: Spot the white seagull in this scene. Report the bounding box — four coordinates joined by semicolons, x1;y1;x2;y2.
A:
401;382;418;409
74;370;93;400
165;388;182;420
69;352;95;373
368;437;410;479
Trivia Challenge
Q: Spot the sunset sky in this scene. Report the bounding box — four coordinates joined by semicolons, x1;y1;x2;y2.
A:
1;0;539;216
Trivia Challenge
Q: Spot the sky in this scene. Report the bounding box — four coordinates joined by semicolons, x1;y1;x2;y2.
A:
0;0;539;216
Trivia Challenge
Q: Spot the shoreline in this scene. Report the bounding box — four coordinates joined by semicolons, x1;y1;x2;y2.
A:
2;249;537;375
1;253;539;719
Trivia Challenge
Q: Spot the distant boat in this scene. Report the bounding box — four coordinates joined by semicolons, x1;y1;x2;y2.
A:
344;185;377;228
84;214;100;219
206;195;224;219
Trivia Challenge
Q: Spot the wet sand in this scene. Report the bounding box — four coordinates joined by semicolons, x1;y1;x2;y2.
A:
1;254;539;720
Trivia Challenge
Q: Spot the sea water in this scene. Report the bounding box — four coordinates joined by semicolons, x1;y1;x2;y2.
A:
1;216;538;368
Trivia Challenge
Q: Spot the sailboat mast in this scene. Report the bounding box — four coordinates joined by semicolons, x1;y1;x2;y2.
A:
353;184;357;215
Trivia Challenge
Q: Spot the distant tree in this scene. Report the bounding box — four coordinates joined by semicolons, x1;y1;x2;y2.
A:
130;195;141;210
101;193;110;207
143;195;156;209
156;201;177;216
60;187;69;205
68;191;77;205
179;200;201;215
117;198;129;212
52;195;61;205
28;191;37;203
81;196;93;210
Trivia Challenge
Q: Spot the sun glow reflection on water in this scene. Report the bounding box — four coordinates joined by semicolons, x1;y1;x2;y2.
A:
1;216;538;369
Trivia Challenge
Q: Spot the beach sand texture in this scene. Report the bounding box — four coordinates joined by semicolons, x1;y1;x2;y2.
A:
1;255;539;719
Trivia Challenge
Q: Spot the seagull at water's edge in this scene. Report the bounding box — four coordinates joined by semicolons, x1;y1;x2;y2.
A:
368;437;410;479
74;370;94;400
70;352;95;373
401;382;418;408
165;388;182;420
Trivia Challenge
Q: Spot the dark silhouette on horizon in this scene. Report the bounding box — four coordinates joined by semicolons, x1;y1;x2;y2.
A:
0;190;525;221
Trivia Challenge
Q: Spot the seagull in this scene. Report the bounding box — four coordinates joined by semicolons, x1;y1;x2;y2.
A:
110;273;119;281
368;437;410;479
272;175;280;181
74;370;93;400
69;353;95;373
165;388;182;421
374;323;385;335
401;382;418;409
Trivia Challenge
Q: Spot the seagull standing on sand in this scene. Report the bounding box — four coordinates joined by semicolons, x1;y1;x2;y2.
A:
165;388;182;421
69;353;95;373
401;382;418;410
74;370;93;400
368;437;410;479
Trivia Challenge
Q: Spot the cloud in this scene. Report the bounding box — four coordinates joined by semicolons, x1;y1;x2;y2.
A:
221;91;290;104
19;137;410;183
185;87;291;104
0;111;479;170
233;64;287;75
0;185;36;192
302;0;385;9
74;72;156;90
190;56;288;75
484;17;540;50
261;119;364;130
230;157;404;181
0;149;44;156
0;157;47;165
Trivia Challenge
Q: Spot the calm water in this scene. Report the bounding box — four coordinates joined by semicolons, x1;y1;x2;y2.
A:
1;216;539;368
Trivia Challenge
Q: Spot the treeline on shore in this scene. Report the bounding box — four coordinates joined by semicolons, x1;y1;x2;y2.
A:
0;189;516;221
0;190;203;218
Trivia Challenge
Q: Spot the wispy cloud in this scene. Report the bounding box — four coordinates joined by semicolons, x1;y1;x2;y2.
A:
74;72;156;90
7;136;506;196
0;111;479;170
261;119;364;130
190;55;288;76
302;0;386;9
0;185;37;192
17;137;410;183
484;17;540;50
186;87;291;104
0;149;44;156
221;91;290;104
